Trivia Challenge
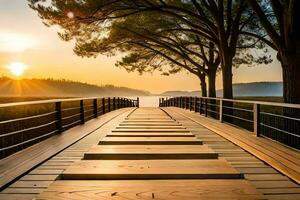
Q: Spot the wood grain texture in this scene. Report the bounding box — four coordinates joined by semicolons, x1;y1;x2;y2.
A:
35;180;265;200
99;137;203;145
165;107;300;184
62;159;242;180
83;145;218;160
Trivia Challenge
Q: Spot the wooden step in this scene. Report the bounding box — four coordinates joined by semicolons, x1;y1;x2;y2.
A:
112;129;190;133
125;117;171;120
124;120;175;122
35;180;264;200
119;123;182;126
107;132;195;137
99;137;203;145
115;126;186;129
61;159;242;180
83;145;218;160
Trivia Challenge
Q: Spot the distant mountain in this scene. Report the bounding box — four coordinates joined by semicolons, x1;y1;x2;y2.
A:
160;82;283;97
0;77;150;97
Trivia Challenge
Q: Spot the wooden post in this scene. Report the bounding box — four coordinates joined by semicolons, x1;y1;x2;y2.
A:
108;97;111;112
194;97;197;112
55;101;62;133
102;98;106;114
113;97;116;110
190;97;192;111
80;100;85;124
253;103;261;137
219;99;223;122
93;98;98;118
205;99;208;117
199;98;203;114
137;97;139;107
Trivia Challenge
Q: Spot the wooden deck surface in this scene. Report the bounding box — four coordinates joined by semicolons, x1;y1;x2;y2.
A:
0;107;299;199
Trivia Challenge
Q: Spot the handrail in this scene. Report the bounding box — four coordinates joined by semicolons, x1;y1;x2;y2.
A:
186;96;300;109
160;96;300;150
0;96;139;159
0;97;138;108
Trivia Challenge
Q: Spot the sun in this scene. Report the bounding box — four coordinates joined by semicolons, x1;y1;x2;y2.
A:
7;62;28;77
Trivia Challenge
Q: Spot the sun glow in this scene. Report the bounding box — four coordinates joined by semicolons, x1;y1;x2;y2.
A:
7;62;28;77
0;32;35;53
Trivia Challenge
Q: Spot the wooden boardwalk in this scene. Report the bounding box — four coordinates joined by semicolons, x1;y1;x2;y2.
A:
0;107;299;199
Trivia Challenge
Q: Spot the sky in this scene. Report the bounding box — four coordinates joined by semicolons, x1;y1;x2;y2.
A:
0;0;283;94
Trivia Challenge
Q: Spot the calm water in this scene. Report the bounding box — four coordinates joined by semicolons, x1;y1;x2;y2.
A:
138;96;161;107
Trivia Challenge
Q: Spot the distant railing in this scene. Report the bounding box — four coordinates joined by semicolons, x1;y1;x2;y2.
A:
0;97;139;159
160;96;300;150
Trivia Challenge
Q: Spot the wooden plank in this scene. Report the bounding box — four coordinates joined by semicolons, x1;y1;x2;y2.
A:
10;181;53;188
112;129;190;132
0;194;36;200
19;175;59;181
35;180;264;200
99;137;203;145
1;188;45;194
62;159;242;180
115;126;186;129
119;123;181;126
250;180;299;188
83;145;218;160
106;132;195;137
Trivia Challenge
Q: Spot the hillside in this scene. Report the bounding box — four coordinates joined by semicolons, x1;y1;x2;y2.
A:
0;77;150;97
160;82;283;97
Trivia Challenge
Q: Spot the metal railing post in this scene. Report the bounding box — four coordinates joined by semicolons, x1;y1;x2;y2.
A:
80;100;85;124
93;98;98;118
219;99;223;122
254;103;261;137
102;98;106;114
55;101;62;133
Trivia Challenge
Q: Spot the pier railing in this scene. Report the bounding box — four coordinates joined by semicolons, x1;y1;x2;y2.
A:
0;97;138;159
160;97;300;150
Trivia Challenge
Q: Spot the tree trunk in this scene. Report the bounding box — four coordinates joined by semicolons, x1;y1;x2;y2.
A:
199;73;207;97
280;52;300;116
221;56;234;122
222;58;233;99
208;71;217;98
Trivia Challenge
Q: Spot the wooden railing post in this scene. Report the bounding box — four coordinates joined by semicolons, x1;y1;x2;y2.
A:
194;97;197;112
254;103;261;137
55;101;62;133
205;99;208;117
116;97;119;109
199;98;203;114
137;97;139;107
80;100;85;124
102;98;106;114
180;97;182;108
113;97;116;110
93;98;98;118
219;99;223;122
108;97;111;112
189;97;192;111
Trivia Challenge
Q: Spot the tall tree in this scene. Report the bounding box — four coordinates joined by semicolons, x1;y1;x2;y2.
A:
245;0;300;105
29;0;270;99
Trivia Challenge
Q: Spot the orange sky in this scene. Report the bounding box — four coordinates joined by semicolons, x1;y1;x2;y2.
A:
0;0;283;94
